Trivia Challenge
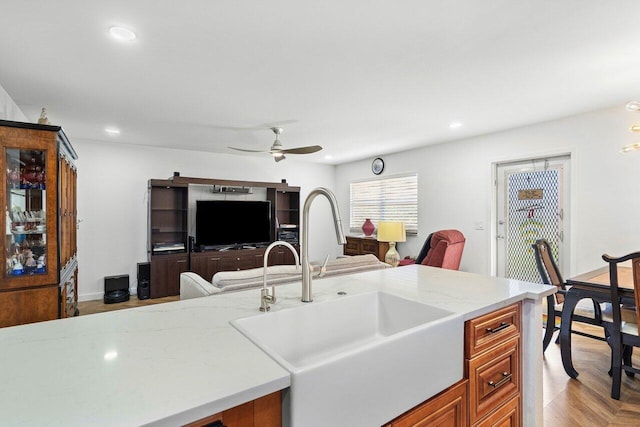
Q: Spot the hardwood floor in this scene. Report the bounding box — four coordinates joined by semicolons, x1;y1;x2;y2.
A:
78;298;640;425
78;295;179;315
542;326;640;426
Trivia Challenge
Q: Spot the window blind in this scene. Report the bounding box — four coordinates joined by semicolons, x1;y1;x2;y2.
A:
349;173;418;234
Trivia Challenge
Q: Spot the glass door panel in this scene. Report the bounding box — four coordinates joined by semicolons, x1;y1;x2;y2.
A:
5;148;48;278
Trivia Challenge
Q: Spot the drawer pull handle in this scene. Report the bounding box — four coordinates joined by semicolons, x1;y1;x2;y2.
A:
486;322;510;334
488;372;512;389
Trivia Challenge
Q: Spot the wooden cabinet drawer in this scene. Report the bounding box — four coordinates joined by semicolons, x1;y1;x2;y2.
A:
236;255;258;270
473;394;520;427
361;240;379;254
219;254;241;271
467;336;520;424
344;239;360;253
344;236;389;261
465;304;520;359
385;379;468;427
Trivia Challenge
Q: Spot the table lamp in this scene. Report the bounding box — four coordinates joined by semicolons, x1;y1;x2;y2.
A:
377;221;406;267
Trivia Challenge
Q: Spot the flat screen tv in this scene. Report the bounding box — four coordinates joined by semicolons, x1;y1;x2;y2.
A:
196;200;272;248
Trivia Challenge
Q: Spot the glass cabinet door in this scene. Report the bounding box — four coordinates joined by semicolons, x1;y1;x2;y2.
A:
5;147;54;283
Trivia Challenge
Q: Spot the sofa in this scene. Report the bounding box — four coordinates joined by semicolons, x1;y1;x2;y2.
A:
180;254;390;300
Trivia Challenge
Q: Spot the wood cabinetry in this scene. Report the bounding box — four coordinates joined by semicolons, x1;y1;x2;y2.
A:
59;154;77;268
147;180;189;298
185;390;281;427
465;303;521;426
190;246;298;281
473;395;519;427
148;180;188;254
150;253;189;298
385;379;468;427
383;303;522;427
148;176;300;298
1;120;78;327
267;187;300;245
344;235;389;262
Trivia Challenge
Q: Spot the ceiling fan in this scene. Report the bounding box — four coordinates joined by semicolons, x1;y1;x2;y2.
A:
229;127;322;162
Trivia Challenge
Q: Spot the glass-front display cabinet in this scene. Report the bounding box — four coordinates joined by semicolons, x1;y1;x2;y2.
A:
5;148;54;282
0;120;78;327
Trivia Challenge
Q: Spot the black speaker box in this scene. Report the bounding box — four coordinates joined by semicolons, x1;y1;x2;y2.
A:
104;274;130;304
137;262;151;300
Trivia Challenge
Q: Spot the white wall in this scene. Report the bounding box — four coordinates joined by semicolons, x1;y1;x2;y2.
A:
335;106;640;278
0;83;28;121
6;71;638;297
74;140;337;301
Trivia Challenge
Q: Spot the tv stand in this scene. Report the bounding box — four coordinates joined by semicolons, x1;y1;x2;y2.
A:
189;245;298;281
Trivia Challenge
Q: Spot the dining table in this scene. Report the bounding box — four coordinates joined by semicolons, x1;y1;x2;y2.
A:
560;266;635;378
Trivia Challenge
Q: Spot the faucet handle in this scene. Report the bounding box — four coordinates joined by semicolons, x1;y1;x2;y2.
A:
316;254;330;278
259;286;276;312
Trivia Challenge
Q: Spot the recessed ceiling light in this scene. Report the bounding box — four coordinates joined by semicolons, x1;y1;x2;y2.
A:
109;26;136;41
449;121;462;129
630;125;640;133
324;154;333;160
625;101;640;112
621;142;640;153
105;127;121;136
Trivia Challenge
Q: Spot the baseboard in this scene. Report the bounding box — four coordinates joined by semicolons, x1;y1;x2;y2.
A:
78;288;135;302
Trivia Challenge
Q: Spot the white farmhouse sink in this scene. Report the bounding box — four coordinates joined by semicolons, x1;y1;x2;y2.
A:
231;291;463;427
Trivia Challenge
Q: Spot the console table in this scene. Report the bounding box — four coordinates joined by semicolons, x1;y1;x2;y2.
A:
344;235;389;262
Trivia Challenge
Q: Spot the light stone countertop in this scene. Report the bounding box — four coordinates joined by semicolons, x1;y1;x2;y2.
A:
0;265;555;426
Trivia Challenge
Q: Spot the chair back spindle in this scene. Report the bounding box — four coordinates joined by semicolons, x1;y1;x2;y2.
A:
532;239;565;303
633;258;640;326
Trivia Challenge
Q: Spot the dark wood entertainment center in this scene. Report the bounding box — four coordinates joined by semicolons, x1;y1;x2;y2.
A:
147;176;299;298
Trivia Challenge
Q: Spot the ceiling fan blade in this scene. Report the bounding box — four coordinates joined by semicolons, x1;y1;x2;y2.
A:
228;146;267;153
281;145;323;155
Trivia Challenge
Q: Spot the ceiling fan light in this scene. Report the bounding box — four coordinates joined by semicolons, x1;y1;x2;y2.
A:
620;142;640;153
626;101;640;112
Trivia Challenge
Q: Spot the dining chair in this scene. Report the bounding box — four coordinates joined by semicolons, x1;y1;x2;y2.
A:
601;251;640;400
532;239;608;352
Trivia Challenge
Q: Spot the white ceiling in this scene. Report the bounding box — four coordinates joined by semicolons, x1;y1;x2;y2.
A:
2;1;640;164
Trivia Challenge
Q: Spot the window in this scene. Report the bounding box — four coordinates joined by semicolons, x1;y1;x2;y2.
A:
350;173;418;234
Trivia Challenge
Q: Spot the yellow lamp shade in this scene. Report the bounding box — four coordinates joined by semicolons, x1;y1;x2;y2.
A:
376;221;406;243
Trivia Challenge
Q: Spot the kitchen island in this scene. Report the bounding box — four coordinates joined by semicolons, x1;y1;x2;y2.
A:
0;265;554;426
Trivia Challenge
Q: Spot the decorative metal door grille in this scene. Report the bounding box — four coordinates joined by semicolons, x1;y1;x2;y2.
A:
506;169;560;282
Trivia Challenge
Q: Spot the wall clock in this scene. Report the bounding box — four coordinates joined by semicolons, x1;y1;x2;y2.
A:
372;157;384;175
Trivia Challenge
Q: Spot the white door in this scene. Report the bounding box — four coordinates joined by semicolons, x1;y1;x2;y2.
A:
496;156;570;281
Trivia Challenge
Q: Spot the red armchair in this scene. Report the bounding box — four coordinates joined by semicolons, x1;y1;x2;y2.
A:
399;229;466;270
422;229;465;270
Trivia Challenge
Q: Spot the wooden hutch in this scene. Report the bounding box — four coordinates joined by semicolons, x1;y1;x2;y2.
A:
1;120;78;327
